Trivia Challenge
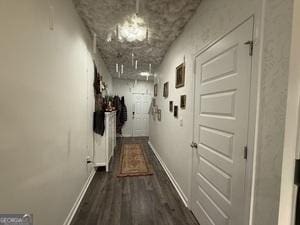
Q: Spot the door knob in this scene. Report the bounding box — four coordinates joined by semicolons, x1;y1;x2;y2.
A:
190;142;198;148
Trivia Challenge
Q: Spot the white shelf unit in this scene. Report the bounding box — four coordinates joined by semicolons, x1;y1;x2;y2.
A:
93;111;116;172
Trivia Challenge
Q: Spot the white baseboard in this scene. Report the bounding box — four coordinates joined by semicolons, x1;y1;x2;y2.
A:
63;168;96;225
148;141;189;207
93;162;106;167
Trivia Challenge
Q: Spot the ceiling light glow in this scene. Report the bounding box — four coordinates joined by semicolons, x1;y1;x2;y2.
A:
140;72;151;76
119;15;147;42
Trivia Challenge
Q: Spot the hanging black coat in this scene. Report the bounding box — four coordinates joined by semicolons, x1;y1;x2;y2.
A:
114;96;123;134
93;110;105;136
120;96;127;125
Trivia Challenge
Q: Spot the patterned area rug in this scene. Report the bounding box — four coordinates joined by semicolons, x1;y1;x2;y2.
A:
118;143;153;177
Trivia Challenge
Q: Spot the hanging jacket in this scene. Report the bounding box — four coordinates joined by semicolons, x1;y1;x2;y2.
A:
114;96;123;134
93;110;105;136
120;96;128;125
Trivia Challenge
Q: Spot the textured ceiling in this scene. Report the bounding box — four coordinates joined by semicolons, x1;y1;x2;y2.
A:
73;0;201;80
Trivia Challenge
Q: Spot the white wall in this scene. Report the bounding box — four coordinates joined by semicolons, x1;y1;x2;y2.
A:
113;78;153;137
0;0;112;225
149;0;293;224
278;0;300;223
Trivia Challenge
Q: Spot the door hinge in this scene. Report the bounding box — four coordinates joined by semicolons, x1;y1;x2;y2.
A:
244;40;254;56
190;142;198;149
244;146;248;160
295;159;300;186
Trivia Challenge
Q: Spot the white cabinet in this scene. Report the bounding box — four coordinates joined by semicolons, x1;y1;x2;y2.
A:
93;111;116;172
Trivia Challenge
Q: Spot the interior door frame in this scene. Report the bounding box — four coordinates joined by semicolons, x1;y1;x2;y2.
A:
278;0;300;222
278;84;300;225
191;16;258;225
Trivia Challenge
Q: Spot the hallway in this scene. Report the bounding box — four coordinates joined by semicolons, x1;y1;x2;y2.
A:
71;137;199;225
0;0;298;225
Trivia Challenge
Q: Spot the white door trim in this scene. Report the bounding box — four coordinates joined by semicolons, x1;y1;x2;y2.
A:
191;16;258;225
278;0;300;222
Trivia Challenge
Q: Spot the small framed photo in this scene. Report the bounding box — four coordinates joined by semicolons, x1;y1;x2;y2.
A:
157;109;162;121
176;63;185;88
163;82;169;98
180;95;186;109
169;101;173;112
154;84;158;97
174;105;178;118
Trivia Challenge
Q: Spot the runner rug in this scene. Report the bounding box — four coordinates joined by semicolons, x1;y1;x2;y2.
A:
118;143;153;177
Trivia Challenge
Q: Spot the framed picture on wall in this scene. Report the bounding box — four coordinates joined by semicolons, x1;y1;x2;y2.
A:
154;84;158;97
163;82;169;98
180;95;186;109
169;101;173;112
174;105;178;118
176;63;185;88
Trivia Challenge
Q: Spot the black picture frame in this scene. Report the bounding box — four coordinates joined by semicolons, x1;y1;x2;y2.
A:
180;95;186;109
176;63;185;88
174;105;178;118
163;82;169;98
154;84;158;97
169;101;173;112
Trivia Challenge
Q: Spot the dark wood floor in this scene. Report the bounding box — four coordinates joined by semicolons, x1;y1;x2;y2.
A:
71;137;199;225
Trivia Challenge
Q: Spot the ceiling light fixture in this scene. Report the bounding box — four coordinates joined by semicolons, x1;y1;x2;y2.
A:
93;33;97;53
121;64;124;74
140;72;151;76
119;14;147;42
116;63;119;73
136;0;140;15
132;53;134;66
116;25;119;40
48;0;54;31
146;28;149;42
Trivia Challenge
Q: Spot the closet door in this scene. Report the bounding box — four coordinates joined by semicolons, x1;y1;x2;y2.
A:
132;94;151;137
191;18;253;225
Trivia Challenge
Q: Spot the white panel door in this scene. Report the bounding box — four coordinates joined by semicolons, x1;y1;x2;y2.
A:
133;94;151;137
192;19;253;225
